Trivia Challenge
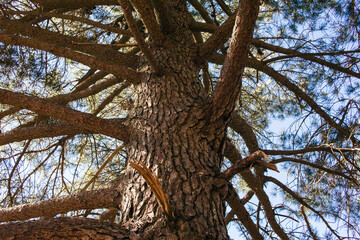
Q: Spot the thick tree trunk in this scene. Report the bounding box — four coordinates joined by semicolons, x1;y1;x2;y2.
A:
117;9;229;239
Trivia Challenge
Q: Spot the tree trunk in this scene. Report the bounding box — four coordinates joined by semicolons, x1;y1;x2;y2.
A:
119;30;229;239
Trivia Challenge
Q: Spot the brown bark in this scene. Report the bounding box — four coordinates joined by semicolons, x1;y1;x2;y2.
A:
0;217;130;240
0;89;131;142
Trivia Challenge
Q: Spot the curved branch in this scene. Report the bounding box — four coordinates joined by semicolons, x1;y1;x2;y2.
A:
0;217;130;239
265;176;343;239
210;0;259;122
247;58;357;143
229;112;260;153
0;89;131;142
0;188;122;222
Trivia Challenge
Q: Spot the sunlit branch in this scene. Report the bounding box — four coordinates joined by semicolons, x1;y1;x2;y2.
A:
128;0;164;45
210;0;259;122
265;176;343;239
222;151;278;181
0;89;131;142
0;188;122;222
120;0;160;73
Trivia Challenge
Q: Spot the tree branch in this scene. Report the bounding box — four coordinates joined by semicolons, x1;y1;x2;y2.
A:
226;186;264;240
0;188;122;222
151;0;174;34
247;58;357;143
210;0;259;122
196;14;236;63
252;39;360;79
263;146;360;155
0;89;131;142
127;0;163;44
229;112;260;152
0;123;88;146
265;176;343;239
0;17;137;69
188;0;214;24
272;157;357;184
0;217;130;239
30;0;119;10
0;33;139;82
120;0;160;73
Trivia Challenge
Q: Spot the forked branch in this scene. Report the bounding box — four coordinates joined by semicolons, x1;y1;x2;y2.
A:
0;89;131;142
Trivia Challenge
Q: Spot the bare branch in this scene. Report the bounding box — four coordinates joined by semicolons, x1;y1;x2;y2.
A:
226;186;264;239
120;0;160;73
248;58;358;143
188;0;214;24
0;188;122;222
300;205;320;240
0;17;137;69
151;0;175;34
229;112;260;153
0;89;131;142
0;123;88;146
252;39;360;79
240;171;290;240
196;14;236;63
0;217;130;239
265;176;343;239
210;0;260;121
263;146;360;155
272;157;358;184
0;34;139;82
4;10;132;37
222;151;278;181
30;0;119;10
128;0;164;44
